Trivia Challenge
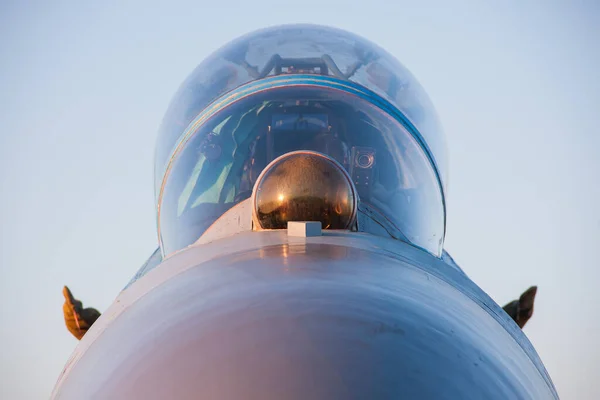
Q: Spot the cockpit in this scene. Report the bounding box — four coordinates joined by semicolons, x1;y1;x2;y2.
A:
155;24;448;259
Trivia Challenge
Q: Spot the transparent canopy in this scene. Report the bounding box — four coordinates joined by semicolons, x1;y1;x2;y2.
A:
158;80;445;257
155;24;448;198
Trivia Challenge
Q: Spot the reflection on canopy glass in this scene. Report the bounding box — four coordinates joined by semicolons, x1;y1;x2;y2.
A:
154;24;448;197
158;81;445;257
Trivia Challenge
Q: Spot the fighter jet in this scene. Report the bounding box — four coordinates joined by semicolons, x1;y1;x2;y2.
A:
51;24;558;399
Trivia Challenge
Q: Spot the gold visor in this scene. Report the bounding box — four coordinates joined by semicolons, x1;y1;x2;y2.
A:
253;151;357;230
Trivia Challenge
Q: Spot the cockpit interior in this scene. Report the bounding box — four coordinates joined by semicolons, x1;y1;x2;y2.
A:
153;25;448;259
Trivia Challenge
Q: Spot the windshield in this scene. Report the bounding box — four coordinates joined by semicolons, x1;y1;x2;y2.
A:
154;24;448;199
158;78;445;257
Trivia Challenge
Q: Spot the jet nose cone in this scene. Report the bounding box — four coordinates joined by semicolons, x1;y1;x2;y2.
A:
54;244;555;399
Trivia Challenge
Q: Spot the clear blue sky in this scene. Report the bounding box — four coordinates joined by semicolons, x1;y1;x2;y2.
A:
1;1;598;398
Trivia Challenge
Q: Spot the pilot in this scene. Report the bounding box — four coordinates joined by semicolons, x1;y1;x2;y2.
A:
61;284;538;340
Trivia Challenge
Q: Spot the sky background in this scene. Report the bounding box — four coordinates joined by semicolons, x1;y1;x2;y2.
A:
1;1;599;398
